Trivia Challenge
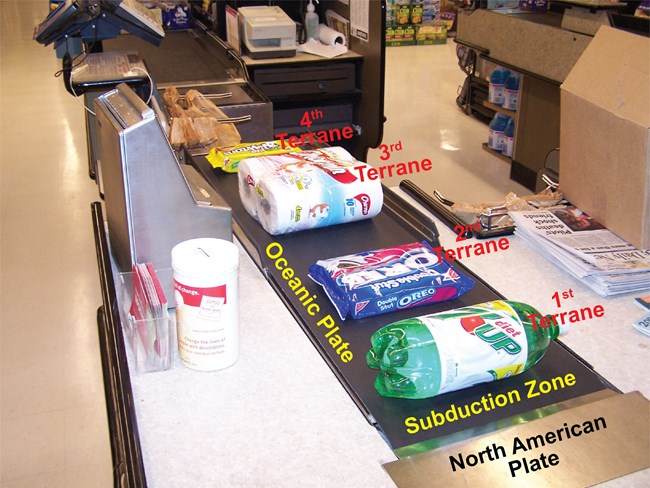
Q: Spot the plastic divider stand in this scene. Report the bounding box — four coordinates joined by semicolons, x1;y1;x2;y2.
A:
117;271;175;374
189;155;618;454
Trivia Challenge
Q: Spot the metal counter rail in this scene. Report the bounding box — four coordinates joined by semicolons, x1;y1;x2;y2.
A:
92;202;147;488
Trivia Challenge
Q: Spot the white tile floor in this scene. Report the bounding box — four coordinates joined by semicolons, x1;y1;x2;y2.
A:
369;42;530;201
1;1;114;487
0;2;532;487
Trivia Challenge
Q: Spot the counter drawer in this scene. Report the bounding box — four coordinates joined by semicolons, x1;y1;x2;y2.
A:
251;62;356;98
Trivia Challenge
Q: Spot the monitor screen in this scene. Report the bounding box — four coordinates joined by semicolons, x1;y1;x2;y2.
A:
100;0;164;45
34;0;165;47
34;1;86;45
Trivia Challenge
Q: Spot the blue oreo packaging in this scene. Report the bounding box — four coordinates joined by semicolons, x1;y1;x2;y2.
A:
308;242;475;320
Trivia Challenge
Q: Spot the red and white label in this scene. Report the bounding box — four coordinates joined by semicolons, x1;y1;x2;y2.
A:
174;281;227;307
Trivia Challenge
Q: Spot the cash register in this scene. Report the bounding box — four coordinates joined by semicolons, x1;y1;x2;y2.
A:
238;6;297;59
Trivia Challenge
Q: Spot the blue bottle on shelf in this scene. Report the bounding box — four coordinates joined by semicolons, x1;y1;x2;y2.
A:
503;73;520;111
502;117;516;157
488;113;511;152
488;66;511;106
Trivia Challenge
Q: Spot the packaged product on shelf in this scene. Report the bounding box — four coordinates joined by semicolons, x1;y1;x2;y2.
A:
411;2;423;23
396;0;411;24
367;300;567;399
416;23;447;45
503;72;520;110
488;113;511;152
392;25;404;41
422;1;439;23
502;117;515;157
386;0;396;25
309;242;475;320
238;147;383;235
386;25;395;43
488;66;511;105
389;24;416;46
403;24;416;42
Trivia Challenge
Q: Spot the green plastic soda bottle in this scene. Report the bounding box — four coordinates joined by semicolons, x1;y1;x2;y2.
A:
366;300;565;400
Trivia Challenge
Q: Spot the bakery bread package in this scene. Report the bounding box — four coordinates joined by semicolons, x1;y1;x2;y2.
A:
162;87;241;150
238;147;384;235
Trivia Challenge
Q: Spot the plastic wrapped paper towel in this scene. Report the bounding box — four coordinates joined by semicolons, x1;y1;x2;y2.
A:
238;147;383;235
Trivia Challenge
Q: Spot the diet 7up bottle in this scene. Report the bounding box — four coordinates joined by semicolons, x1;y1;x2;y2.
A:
366;301;564;399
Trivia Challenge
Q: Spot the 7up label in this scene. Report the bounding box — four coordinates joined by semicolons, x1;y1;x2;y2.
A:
421;301;528;393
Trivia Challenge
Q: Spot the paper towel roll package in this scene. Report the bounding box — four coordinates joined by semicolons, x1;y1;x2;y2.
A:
238;147;383;235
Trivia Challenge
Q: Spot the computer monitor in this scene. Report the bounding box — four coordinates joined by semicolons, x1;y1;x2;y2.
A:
33;1;88;45
99;0;165;45
33;0;164;47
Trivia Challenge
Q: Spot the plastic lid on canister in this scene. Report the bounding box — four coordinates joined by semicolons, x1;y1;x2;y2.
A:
171;238;239;277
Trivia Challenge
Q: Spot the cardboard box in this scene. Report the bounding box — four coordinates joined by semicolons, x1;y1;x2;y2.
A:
386;25;395;42
560;26;650;249
161;3;193;31
415;23;447;45
388;24;416;46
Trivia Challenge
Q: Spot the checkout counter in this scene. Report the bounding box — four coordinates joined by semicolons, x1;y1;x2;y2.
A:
91;174;650;487
36;2;649;487
90;66;648;488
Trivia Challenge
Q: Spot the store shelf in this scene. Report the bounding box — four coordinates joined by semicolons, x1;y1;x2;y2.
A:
457;75;495;123
482;100;516;119
482;142;512;163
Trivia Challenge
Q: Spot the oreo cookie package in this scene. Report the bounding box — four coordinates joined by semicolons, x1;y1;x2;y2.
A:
308;242;475;320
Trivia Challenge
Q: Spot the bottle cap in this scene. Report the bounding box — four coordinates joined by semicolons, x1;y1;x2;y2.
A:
546;315;569;339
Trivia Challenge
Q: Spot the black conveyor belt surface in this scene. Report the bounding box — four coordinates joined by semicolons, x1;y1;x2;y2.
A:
191;156;615;452
103;30;238;84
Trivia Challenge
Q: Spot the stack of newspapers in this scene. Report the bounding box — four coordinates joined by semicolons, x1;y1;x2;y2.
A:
509;207;650;297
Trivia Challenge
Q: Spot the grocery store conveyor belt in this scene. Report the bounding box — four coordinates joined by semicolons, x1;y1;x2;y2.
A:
189;155;618;454
103;29;245;86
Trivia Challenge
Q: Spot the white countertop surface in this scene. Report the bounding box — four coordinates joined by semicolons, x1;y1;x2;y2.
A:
126;189;649;487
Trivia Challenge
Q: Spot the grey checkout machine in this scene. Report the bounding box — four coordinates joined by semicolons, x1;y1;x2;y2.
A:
93;83;233;302
88;34;273;301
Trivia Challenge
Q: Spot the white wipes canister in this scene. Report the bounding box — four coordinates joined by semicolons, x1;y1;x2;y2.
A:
172;238;239;371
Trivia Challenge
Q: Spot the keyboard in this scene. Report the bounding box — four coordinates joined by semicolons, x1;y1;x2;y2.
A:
114;0;165;38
